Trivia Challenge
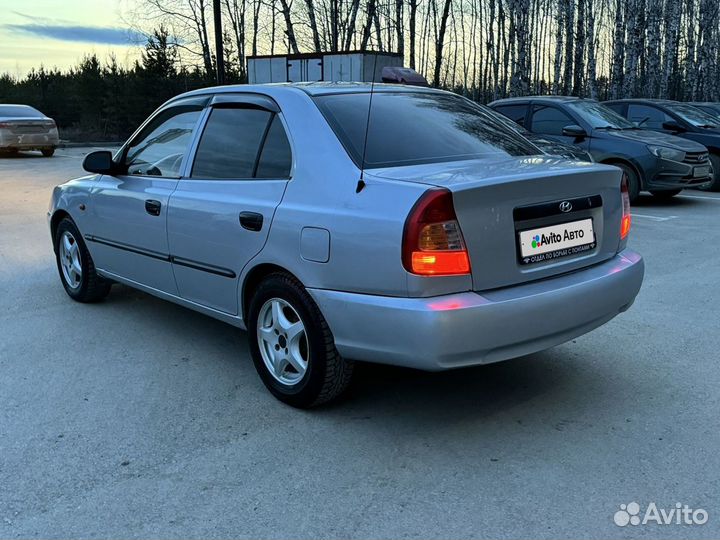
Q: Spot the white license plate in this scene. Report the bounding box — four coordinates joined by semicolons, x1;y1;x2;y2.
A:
694;166;710;178
518;218;595;265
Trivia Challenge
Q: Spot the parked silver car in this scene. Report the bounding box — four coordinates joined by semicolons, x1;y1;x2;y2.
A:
0;104;59;156
49;84;644;407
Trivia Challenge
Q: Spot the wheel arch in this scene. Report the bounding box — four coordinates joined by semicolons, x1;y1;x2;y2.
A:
599;158;643;188
50;210;72;247
241;263;303;321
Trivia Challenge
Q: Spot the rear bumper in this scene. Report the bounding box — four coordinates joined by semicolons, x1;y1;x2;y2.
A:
308;249;644;370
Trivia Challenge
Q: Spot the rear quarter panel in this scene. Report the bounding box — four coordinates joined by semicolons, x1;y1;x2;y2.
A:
243;88;432;297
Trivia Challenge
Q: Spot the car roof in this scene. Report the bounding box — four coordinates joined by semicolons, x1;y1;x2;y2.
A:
603;98;677;104
174;82;448;101
489;95;592;106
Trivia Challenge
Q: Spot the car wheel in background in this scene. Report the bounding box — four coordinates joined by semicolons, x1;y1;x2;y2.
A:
700;154;720;192
247;272;354;408
54;217;111;302
650;189;681;199
41;148;55;157
613;163;641;203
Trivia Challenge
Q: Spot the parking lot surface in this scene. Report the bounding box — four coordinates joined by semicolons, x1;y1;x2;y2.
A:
1;148;719;539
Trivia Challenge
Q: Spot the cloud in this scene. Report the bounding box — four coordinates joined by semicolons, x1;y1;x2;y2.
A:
4;23;144;45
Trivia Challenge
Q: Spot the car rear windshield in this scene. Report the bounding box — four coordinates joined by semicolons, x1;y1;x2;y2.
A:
0;105;43;118
313;91;540;168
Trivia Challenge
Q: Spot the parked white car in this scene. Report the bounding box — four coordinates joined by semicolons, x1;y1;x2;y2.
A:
0;104;59;157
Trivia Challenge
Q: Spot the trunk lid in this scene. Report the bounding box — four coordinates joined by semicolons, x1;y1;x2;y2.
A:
0;117;53;134
370;156;624;291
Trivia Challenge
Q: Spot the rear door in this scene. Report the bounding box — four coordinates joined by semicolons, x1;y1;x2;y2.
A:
492;103;529;127
87;97;206;293
166;95;292;315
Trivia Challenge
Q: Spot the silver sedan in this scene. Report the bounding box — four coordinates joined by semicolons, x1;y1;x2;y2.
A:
0;104;59;156
48;84;644;407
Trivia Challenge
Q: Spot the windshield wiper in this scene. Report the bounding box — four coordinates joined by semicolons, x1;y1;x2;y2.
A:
596;125;621;130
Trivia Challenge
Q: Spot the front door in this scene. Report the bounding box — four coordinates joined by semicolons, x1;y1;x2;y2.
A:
167;98;292;314
87;98;206;293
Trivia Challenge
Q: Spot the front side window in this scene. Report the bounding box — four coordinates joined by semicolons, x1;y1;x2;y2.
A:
627;104;672;130
125;104;203;177
530;105;574;136
567;100;635;129
314;92;540;168
664;103;719;128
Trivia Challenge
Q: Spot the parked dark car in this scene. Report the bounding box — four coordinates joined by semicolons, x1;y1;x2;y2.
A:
689;102;720;120
603;99;720;191
488;106;593;162
490;96;712;201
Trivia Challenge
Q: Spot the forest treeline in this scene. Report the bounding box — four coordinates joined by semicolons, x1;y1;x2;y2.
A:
1;0;719;141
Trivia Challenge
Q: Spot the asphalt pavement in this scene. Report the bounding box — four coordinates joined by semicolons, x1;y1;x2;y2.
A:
1;148;719;539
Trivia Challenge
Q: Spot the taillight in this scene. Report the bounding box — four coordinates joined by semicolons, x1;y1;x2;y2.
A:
43;120;56;128
402;189;471;276
620;174;632;239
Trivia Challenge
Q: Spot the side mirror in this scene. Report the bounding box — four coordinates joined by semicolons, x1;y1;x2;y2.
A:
562;124;587;138
662;120;686;133
82;150;116;174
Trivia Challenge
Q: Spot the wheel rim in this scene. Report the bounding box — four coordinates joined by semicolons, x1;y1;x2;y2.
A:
256;298;309;386
59;230;82;289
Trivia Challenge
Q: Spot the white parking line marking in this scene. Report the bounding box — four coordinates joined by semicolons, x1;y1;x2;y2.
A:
631;213;678;222
677;194;720;201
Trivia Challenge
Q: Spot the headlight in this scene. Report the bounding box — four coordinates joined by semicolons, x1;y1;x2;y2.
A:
648;145;685;162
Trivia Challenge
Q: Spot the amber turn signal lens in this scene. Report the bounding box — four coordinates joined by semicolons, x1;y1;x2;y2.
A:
411;251;471;275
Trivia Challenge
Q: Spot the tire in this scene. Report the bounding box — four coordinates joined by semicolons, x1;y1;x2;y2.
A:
650;189;681;199
41;148;55;157
614;162;641;203
247;272;354;408
700;154;720;192
54;217;111;302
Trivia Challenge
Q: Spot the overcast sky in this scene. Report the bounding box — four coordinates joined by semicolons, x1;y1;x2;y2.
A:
0;0;142;77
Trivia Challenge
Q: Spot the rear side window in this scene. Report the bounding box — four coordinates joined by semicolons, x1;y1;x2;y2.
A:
256;116;292;178
314;92;539;168
530;106;574;136
191;107;292;179
493;104;528;126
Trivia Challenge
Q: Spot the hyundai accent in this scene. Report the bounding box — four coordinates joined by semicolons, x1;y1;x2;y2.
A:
49;84;644;407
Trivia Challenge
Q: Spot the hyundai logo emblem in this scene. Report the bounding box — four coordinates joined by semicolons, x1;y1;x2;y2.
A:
559;201;573;213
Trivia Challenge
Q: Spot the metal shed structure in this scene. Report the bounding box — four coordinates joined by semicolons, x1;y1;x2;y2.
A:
247;51;404;84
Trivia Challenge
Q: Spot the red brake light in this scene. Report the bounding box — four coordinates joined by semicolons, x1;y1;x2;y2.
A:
402;189;471;276
620;174;632;240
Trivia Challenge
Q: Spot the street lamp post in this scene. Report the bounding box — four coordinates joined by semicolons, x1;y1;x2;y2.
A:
213;0;225;85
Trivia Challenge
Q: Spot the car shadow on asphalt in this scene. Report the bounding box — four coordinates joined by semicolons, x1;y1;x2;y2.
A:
633;192;703;207
104;282;626;428
0;151;48;159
